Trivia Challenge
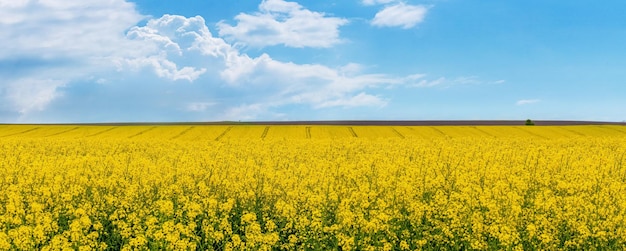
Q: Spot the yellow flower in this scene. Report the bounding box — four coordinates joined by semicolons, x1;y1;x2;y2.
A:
0;232;12;251
1;124;626;250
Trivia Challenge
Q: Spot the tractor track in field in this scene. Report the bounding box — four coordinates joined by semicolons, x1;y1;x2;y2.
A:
128;126;157;139
347;127;358;137
214;126;233;141
560;127;586;137
429;127;449;138
391;127;405;139
596;126;626;134
471;126;496;138
261;126;270;139
514;127;549;139
1;127;40;137
170;126;195;140
86;127;117;137
45;127;80;137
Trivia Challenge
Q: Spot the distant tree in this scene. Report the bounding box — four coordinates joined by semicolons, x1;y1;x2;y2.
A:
525;119;535;126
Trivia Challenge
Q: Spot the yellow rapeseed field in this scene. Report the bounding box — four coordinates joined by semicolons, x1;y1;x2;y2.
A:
1;124;626;250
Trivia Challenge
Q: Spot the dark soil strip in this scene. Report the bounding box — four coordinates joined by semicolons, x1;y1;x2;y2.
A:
404;126;421;138
596;126;626;134
429;127;448;137
1;127;40;137
261;126;270;139
391;127;405;138
128;126;157;139
347;127;358;137
215;126;233;141
46;127;79;137
515;127;548;139
471;126;495;138
170;126;195;140
305;127;311;139
87;127;117;137
560;128;585;137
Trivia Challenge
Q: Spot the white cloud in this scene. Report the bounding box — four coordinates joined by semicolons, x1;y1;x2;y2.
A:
0;0;29;8
0;0;144;59
405;74;446;88
0;1;448;122
123;14;398;114
407;75;502;88
452;76;481;85
516;99;540;105
222;104;265;121
4;78;66;114
121;54;207;82
127;14;377;88
187;102;216;112
217;0;348;48
0;0;145;115
123;15;214;82
411;77;446;88
405;73;427;80
372;3;428;29
338;63;364;75
218;103;287;121
315;92;387;108
216;49;402;105
362;0;395;6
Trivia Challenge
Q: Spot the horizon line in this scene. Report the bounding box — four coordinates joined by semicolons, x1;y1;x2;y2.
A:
1;120;625;126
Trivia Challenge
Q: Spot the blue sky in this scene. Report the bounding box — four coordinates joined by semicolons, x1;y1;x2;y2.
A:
1;0;625;122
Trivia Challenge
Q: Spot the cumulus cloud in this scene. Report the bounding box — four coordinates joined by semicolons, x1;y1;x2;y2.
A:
372;3;428;29
214;50;401;113
164;14;405;117
0;1;446;122
121;54;207;82
217;0;348;48
0;0;145;116
122;15;217;82
516;99;540;105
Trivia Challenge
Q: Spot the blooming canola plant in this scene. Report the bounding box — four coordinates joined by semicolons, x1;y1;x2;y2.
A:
0;124;625;250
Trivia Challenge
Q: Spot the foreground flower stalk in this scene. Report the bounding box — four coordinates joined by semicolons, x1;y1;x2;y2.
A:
0;125;625;250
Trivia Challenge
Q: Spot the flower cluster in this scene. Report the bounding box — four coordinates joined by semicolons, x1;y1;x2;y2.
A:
0;125;625;250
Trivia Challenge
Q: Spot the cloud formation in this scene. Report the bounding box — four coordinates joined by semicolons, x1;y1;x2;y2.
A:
0;0;145;117
371;3;428;29
217;0;348;48
123;15;211;81
407;75;501;88
139;13;447;119
0;0;143;59
4;78;66;114
315;92;387;109
0;0;448;122
186;102;216;112
361;0;395;6
516;99;540;106
128;14;403;118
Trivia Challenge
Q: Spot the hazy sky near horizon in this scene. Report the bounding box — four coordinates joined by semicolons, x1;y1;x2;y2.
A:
1;0;625;122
